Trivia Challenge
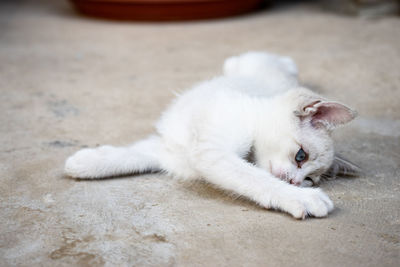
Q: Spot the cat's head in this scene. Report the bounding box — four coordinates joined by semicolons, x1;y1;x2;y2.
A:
255;88;357;186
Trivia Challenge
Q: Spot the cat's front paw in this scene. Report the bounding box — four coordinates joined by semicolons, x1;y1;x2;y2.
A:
278;187;334;219
64;146;113;178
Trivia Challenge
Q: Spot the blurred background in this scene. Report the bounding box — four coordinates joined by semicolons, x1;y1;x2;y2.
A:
67;0;400;20
1;1;399;266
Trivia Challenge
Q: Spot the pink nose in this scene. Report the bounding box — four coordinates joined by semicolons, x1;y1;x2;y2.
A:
289;179;301;186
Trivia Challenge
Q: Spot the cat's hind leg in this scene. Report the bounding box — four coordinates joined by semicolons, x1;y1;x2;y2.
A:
64;135;162;179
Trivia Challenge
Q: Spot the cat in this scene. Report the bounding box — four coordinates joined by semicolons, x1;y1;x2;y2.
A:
65;51;359;219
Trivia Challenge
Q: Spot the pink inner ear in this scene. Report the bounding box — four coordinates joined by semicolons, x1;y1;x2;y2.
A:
312;102;355;127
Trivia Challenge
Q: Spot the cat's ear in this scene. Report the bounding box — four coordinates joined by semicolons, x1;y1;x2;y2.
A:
302;101;357;129
295;98;357;130
288;88;357;130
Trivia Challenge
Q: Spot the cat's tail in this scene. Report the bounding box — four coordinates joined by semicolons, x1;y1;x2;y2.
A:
223;51;298;78
223;51;298;94
64;135;163;179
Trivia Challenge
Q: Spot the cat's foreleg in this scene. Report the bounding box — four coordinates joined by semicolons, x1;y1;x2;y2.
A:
64;135;162;179
195;151;333;219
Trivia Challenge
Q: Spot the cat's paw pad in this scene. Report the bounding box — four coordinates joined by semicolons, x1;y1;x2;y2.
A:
283;188;334;219
64;146;112;178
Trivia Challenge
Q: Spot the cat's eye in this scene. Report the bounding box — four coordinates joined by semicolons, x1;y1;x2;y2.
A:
295;148;308;167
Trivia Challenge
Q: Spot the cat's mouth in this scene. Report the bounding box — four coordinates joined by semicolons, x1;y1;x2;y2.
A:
286;177;315;187
305;177;313;182
275;175;302;186
277;176;314;187
302;177;315;187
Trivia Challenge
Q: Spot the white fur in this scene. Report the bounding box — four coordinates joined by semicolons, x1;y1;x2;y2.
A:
65;51;357;219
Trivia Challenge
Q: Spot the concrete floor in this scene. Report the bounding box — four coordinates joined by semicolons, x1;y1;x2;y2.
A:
1;0;399;266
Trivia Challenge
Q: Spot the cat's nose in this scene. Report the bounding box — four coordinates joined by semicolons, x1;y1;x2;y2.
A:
289;179;301;186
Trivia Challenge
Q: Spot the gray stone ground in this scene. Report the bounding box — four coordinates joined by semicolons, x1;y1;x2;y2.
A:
0;0;399;266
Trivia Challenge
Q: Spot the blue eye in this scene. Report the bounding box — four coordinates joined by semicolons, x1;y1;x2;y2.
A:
295;148;307;163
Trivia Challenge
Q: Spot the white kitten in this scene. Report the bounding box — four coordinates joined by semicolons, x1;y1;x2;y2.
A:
65;52;357;219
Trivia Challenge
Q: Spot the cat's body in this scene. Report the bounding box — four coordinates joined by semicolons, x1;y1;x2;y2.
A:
65;52;357;219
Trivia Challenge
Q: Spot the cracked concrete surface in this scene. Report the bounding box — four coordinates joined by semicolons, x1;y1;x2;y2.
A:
0;0;399;266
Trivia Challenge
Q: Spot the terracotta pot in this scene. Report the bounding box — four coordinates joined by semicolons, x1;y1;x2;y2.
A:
69;0;265;21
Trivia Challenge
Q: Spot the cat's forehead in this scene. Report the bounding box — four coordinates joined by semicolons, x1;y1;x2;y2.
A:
292;120;332;149
299;128;333;153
